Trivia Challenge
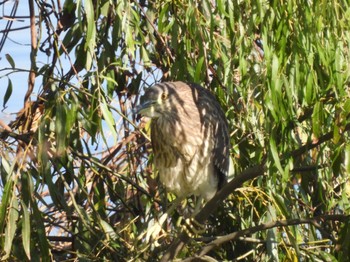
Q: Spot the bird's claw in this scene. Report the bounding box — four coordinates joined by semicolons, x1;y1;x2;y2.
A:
144;213;169;246
182;217;206;237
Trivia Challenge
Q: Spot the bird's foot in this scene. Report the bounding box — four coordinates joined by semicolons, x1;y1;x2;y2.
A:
182;217;206;237
144;213;168;246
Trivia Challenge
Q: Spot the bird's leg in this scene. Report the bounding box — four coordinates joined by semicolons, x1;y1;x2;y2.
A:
193;196;204;216
181;196;206;237
144;196;184;245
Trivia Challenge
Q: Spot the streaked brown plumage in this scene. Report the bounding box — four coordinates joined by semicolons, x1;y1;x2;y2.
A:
135;81;230;201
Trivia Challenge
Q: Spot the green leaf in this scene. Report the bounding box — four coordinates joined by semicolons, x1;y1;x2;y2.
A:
345;144;350;174
31;202;50;260
305;72;314;104
84;0;96;70
100;0;110;17
21;200;31;260
318;251;337;262
5;54;15;68
55;99;67;157
125;25;135;55
269;134;284;175
60;23;81;55
158;3;169;33
100;96;117;142
105;70;116;97
3;78;13;108
4;184;19;258
65;96;78;134
217;0;229;17
194;56;205;83
100;219;117;240
84;0;95;51
21;172;32;260
312;101;323;139
266;205;278;261
141;46;151;67
0;159;16;233
273;193;290;218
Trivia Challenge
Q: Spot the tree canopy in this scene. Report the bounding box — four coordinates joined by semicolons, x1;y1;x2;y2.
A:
1;0;350;261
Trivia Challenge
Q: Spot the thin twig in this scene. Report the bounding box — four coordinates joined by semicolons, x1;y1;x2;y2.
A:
26;0;37;104
134;1;175;63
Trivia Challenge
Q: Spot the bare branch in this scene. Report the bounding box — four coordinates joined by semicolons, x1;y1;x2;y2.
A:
25;0;37;105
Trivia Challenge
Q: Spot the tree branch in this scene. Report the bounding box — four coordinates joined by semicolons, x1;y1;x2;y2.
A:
26;0;37;104
197;214;348;257
159;164;265;262
160;122;350;261
283;122;350;161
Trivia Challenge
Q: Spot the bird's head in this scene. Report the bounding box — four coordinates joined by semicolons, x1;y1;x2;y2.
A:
134;83;178;118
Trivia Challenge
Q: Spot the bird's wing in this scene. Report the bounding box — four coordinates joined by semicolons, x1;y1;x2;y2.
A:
213;115;230;189
190;83;231;188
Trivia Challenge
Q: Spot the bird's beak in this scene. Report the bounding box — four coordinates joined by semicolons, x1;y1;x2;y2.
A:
132;101;153;116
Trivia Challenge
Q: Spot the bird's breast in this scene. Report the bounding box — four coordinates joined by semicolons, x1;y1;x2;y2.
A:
150;112;218;199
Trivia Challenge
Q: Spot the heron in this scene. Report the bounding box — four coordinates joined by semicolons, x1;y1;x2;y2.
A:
134;81;230;240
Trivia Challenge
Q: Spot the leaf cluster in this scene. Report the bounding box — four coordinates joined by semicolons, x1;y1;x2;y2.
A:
0;0;350;261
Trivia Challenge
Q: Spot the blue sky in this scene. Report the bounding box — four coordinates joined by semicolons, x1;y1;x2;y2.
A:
0;0;159;143
0;0;43;123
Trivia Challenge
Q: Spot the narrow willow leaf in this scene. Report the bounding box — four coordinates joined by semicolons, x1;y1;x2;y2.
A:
305;73;314;104
333;124;341;144
84;0;96;70
141;46;151;67
55;101;67;157
100;220;117;240
60;23;81;55
158;3;169;33
4;187;19;258
271;55;279;85
100;0;110;17
84;0;95;51
65;97;77;135
5;54;15;68
85;45;94;70
286;226;302;258
44;170;67;210
21;200;31;260
273;193;290;218
3;78;13;108
319;251;337;262
0;179;13;233
106;71;116;97
125;26;135;55
0;159;16;233
217;0;229;17
266;205;278;261
88;94;101;139
345;144;350;174
20;172;32;260
269;134;284;175
100;97;117;142
194;56;205;83
312;101;322;139
31;202;50;260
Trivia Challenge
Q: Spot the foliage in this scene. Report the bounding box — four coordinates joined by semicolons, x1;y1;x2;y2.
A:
0;0;350;261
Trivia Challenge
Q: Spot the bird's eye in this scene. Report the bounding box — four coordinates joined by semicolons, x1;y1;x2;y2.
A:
161;93;168;100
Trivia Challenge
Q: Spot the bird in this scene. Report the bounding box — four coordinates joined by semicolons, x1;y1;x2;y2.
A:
135;81;230;203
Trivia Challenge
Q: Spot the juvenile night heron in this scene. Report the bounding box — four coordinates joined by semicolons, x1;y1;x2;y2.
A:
135;81;230;203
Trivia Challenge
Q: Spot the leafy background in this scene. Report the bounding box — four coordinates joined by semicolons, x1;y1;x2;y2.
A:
0;0;350;261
